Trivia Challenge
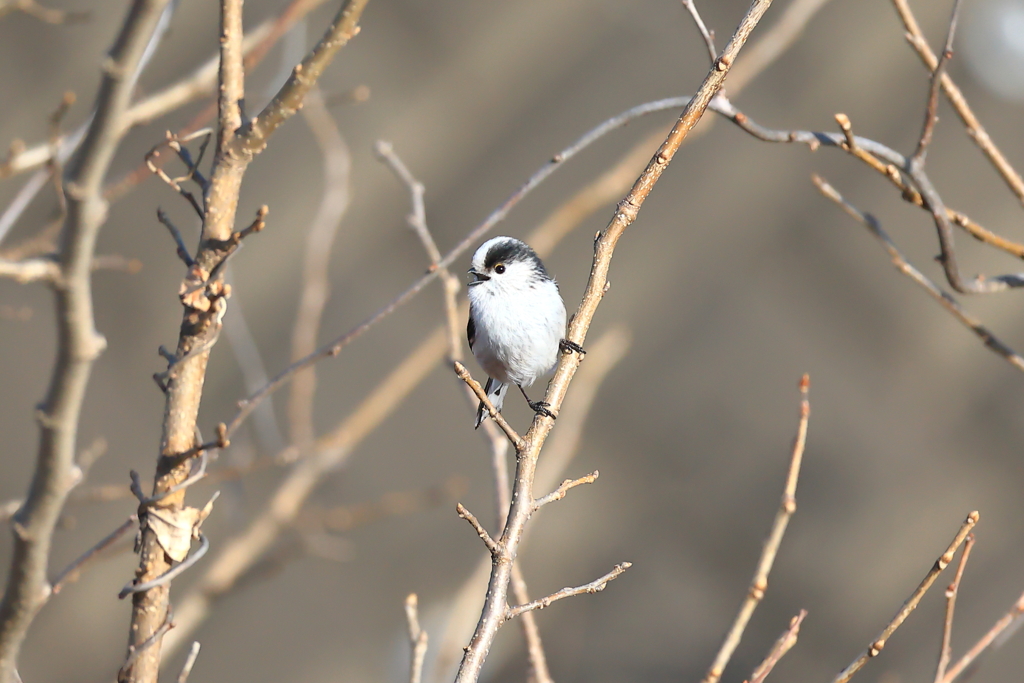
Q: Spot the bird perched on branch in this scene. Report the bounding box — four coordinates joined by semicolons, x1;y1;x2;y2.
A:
467;236;584;427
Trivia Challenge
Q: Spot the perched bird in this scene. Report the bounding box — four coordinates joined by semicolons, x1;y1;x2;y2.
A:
467;236;584;427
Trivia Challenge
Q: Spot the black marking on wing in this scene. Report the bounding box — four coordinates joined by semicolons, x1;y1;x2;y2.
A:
467;309;476;350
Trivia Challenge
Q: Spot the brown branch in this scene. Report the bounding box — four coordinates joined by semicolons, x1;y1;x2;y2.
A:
287;88;352;448
0;0;88;24
0;257;59;283
710;96;1024;292
405;595;429;683
455;3;775;681
935;534;975;683
940;589;1024;683
505;563;631;620
50;515;137;595
454;362;524;450
121;2;370;681
747;610;806;683
0;3;173;682
910;0;960;165
681;0;718;64
533;472;599;510
457;504;499;555
892;0;1024;206
830;511;979;683
812;176;1024;374
701;374;809;683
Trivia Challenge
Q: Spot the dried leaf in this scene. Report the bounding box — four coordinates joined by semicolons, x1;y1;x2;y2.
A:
147;492;218;562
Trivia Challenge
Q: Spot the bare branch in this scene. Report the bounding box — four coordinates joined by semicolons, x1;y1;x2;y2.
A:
405;595;428;683
50;515;137;595
453;362;523;450
0;2;173;680
533;472;599;510
935;534;975;683
455;3;776;681
812;176;1024;374
287;88;351;448
892;0;1024;206
940;589;1024;682
681;0;718;64
176;642;201;683
505;563;631;620
830;511;979;683
748;610;807;683
910;0;961;165
0;257;59;283
700;374;809;683
457;504;499;555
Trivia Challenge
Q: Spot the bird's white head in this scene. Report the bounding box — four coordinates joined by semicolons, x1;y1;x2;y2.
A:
467;236;552;295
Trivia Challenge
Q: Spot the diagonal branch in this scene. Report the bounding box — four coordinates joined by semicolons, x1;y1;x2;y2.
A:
505;563;632;620
700;374;809;683
454;3;777;682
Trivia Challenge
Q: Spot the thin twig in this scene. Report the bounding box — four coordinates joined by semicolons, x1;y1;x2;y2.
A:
156;209;195;266
453;362;524;450
910;0;961;165
50;515;137;595
176;642;201;683
710;95;1024;293
533;472;599;510
892;0;1024;206
405;595;429;683
812;176;1024;374
457;504;499;555
119;534;210;599
700;374;810;683
505;563;632;620
748;610;806;683
935;534;974;683
830;511;980;683
940;589;1024;683
681;0;718;64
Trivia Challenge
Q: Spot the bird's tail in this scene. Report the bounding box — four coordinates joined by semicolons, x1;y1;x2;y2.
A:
475;378;506;428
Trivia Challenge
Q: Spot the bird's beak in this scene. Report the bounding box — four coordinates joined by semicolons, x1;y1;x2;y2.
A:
467;269;490;286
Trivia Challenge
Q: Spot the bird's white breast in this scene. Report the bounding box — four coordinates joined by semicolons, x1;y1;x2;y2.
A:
469;278;565;387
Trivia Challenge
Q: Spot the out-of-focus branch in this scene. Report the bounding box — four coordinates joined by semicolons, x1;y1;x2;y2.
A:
700;375;809;683
939;588;1024;683
455;5;775;680
120;2;370;681
892;0;1024;206
830;511;979;683
0;0;88;24
287;88;352;448
0;3;172;682
748;610;806;683
935;534;974;683
405;594;429;683
812;176;1024;374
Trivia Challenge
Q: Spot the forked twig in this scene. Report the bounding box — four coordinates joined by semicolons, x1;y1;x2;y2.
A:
505;563;632;620
935;534;974;683
748;610;806;683
701;374;809;683
830;511;979;683
405;594;429;683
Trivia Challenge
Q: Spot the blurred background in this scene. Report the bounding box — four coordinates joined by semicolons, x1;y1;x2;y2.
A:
2;0;1024;682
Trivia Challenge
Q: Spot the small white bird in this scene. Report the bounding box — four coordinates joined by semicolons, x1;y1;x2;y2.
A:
467;236;584;427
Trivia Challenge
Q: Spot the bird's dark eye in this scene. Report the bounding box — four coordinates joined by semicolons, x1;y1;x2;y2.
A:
494;264;506;274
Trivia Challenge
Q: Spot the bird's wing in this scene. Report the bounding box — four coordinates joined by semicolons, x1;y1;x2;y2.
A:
467;306;476;351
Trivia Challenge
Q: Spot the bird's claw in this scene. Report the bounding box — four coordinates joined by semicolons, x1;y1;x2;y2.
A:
559;338;586;356
528;400;556;419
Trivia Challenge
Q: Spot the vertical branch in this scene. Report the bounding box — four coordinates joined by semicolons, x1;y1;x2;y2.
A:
454;3;776;681
121;2;370;682
288;88;352;448
935;534;974;683
0;2;172;682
